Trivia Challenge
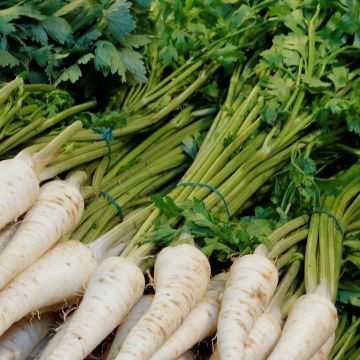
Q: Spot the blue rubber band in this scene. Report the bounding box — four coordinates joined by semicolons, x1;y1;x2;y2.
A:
100;191;123;222
88;127;114;168
314;209;345;238
176;181;232;219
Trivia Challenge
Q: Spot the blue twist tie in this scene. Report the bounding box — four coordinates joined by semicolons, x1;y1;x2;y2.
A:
89;127;114;168
176;181;232;220
314;209;345;239
100;191;123;222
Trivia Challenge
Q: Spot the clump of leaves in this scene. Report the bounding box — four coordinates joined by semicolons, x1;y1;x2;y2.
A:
0;0;152;96
74;110;128;129
270;137;359;220
148;195;275;262
151;0;272;71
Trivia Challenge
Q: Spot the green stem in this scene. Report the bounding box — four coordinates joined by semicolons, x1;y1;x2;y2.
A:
84;150;187;219
275;246;299;270
283;59;303;113
83;175;163;243
237;183;272;213
102;107;193;184
125;84;144;110
318;196;334;291
347;218;360;232
0;77;23;105
0;100;96;154
0;116;46;154
186;131;267;204
190;84;261;180
335;315;349;343
122;85;138;109
343;194;360;228
307;4;320;77
206;141;300;210
225;65;243;108
23;84;55;92
87;206;153;260
268;228;308;259
305;213;320;294
138;117;211;164
227;166;281;215
269;260;302;311
348;345;360;360
281;281;305;318
92;156;109;195
269;215;309;246
129;165;187;200
111;64;219;136
17;104;38;116
144;58;198;98
189;119;263;202
125;197;152;209
103;120;209;190
121;208;160;259
42;141;125;180
333;326;359;360
51;139;124;165
0;98;13;119
31;120;82;175
0;96;25;130
129;60;203;113
347;335;360;355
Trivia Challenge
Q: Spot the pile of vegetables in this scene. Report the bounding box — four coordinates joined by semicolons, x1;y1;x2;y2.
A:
0;0;360;359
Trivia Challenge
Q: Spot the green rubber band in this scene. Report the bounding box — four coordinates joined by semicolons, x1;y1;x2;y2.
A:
314;209;345;238
100;191;123;222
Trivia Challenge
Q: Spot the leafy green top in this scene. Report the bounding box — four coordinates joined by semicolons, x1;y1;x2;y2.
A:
0;0;152;95
148;194;275;263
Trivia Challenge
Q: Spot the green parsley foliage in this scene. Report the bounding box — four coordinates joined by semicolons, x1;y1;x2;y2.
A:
0;0;152;96
149;195;275;263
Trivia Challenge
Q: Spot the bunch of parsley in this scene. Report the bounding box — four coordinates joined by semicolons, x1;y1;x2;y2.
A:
148;195;275;266
0;0;152;96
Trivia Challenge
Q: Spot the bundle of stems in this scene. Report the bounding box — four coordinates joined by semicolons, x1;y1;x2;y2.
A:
70;110;213;243
305;161;360;301
121;3;351;265
329;314;360;360
0;78;96;157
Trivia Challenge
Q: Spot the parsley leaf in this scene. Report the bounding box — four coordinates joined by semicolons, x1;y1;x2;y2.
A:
103;0;136;42
0;0;151;95
150;195;183;219
150;196;264;261
94;40;126;80
120;48;147;83
54;64;82;86
41;16;73;45
159;45;178;66
0;18;15;35
328;66;349;91
0;48;20;68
